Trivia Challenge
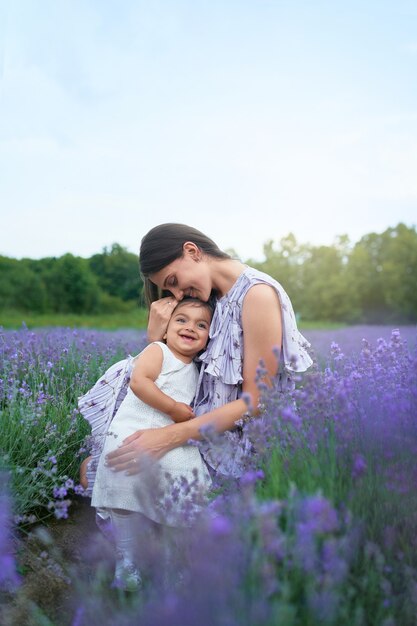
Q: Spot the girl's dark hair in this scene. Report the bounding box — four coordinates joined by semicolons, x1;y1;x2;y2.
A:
139;223;230;306
172;296;215;320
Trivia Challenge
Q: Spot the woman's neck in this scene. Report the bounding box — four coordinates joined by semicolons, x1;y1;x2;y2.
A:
209;259;246;297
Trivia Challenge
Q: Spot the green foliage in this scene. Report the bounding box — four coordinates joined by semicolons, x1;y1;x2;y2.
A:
0;257;48;312
45;254;101;314
0;247;143;317
298;238;354;322
1;223;416;322
252;223;417;323
0;329;139;524
257;426;416;626
89;243;143;303
252;234;356;322
347;223;417;322
249;233;309;309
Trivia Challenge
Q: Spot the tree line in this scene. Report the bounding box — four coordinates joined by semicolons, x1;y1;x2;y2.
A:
1;224;416;322
0;243;142;315
250;223;417;323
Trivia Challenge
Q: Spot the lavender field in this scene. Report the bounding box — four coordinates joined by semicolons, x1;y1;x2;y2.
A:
1;324;417;625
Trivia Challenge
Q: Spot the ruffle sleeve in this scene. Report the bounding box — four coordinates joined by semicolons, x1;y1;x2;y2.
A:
271;280;313;373
198;298;244;386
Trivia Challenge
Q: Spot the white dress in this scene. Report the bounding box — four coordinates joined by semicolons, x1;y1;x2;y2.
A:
91;342;212;527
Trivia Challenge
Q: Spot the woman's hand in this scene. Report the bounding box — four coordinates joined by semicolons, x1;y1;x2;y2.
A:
105;426;176;474
147;296;178;342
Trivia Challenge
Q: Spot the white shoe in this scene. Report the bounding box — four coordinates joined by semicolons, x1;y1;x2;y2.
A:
113;558;143;591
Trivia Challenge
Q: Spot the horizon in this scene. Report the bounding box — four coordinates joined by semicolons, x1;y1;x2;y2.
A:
1;220;414;263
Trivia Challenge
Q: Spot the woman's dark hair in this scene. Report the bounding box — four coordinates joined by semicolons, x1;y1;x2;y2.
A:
139;223;230;306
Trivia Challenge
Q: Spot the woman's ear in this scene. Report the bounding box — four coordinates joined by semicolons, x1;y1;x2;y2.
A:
183;241;202;261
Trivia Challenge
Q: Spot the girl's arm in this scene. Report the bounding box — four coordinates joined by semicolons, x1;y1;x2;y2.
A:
106;284;282;471
131;343;194;423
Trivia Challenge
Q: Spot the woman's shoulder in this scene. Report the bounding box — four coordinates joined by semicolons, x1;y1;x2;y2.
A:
243;265;279;286
243;266;295;300
241;267;298;323
243;282;281;307
220;266;275;303
242;266;313;372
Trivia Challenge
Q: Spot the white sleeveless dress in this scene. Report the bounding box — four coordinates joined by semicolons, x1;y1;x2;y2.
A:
91;342;212;527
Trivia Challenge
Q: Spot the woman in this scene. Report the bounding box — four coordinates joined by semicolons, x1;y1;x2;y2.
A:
106;223;312;478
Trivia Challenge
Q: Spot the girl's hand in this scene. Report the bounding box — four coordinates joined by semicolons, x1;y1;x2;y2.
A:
105;427;175;474
168;402;194;422
147;297;178;342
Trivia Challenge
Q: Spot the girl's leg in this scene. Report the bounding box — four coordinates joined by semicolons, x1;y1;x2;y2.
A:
155;524;185;590
110;508;143;589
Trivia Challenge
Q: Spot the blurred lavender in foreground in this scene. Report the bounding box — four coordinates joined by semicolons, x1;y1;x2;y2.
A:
0;473;20;591
2;325;417;624
66;328;417;625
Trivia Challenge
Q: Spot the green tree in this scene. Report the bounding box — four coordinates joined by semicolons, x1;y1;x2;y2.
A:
347;233;387;322
347;223;417;322
45;254;100;314
380;223;417;321
249;233;309;314
89;243;142;303
298;237;355;322
0;257;48;312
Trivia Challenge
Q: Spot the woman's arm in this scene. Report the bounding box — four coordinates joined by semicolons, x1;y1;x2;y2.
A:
241;283;282;405
131;344;194;423
106;284;282;471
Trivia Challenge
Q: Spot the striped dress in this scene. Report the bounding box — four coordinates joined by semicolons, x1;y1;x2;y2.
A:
193;266;313;477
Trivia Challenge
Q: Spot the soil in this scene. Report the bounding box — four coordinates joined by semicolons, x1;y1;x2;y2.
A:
0;496;111;626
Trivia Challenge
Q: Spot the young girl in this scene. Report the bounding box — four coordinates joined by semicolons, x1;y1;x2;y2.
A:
84;297;213;589
105;223;313;478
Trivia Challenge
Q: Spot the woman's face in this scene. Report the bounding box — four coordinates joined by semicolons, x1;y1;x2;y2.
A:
149;247;212;302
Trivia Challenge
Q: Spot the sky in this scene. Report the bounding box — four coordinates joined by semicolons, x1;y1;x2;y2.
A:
1;0;416;262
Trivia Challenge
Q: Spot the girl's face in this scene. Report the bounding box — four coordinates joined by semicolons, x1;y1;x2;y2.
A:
149;245;213;302
165;302;211;361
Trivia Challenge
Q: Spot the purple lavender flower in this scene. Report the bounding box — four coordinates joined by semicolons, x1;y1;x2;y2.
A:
53;486;68;499
352;453;367;479
240;469;265;486
0;475;20;590
209;514;233;536
298;494;339;534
